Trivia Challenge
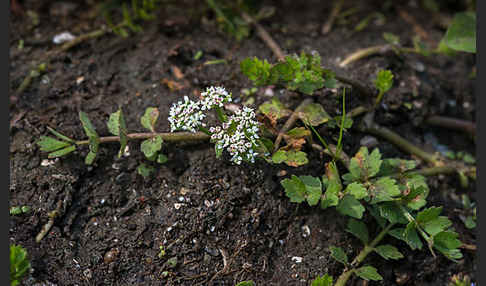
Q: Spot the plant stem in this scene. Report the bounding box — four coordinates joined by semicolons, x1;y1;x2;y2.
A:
321;0;344;35
359;122;438;166
374;90;384;108
339;45;392;67
425;115;476;136
75;132;210;145
334;223;395;286
273;98;313;152
240;11;285;61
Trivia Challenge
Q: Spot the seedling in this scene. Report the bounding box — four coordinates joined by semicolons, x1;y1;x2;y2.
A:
10;206;30;215
10;244;30;286
373;69;393;108
283;147;463;285
458;194;476;229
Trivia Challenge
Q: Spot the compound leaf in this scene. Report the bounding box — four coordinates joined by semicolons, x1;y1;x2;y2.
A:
355;265;383;281
374;245;404;260
346;218;369;245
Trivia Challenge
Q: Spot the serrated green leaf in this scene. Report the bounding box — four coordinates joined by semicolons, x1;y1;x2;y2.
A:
416;206;442;224
10;207;22;215
346;218;369;245
258;98;291;120
157;153;168;164
330;246;348;265
403;175;429;210
297;103;331;126
355;265;383;281
300;175;322;206
85;151;97;165
37;136;71;152
345;182;368;200
140;135;163;159
47;126;74;143
423;216;452;236
281;175;306;203
374;245;404;260
272;150;287;164
389;226;423;250
443;12;476;53
48;145;76;158
10;244;30;285
433;231;463;260
240;57;273;86
344;147;382;182
374;70;394;94
311;274;333;286
337;195;365;219
377;202;408;224
140;107;159;132
369;177;400;204
321;162;342;209
137;163;154;178
368;205;387;228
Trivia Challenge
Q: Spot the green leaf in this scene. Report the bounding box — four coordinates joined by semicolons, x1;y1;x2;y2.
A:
383;32;400;45
374;245;404;260
284;150;309;167
337;195;365;219
286;127;311;138
416;207;442;225
140;107;159;132
281;175;306;203
389;226;423;250
271;150;287;164
140;135;163;159
79;111;100;165
355;265;383;281
464;216;476;229
297;103;331;126
377;202;408;224
37;136;71;152
311;274;333;286
10;244;30;285
346;218;369;244
343;147;382;182
48;145;76;158
378;158;417;176
374;70;394;94
402;175;429;210
443;12;476;53
10;207;22;215
46;126;74;143
258;98;291;120
321;162;342;209
107;109;129;158
235;281;255;286
157;153;168;164
369;177;400;204
137;163;154;178
345;182;367;200
433;231;463;260
240;57;273;86
423;216;452;236
330;246;348;265
300;175;322;206
368;205;387;228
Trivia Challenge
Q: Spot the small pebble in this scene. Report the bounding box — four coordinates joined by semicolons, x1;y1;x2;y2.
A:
277;170;287;177
180;187;189;195
301;225;311;238
104;248;119;263
360;136;379;148
174;203;183;210
291;256;303;263
52;32;75;44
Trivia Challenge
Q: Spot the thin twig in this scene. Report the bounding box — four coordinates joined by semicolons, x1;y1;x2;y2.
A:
36;200;63;243
311;143;350;169
273;98;313;152
359;122;439;166
425;116;476;136
339;44;392;67
321;0;344;35
240;11;285;61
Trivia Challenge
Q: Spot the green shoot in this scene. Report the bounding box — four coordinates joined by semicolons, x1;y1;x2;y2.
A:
10;244;31;286
374;70;394;108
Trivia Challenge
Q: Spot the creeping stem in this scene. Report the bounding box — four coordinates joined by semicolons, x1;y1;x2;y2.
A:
75;132;210;145
334;223;395;286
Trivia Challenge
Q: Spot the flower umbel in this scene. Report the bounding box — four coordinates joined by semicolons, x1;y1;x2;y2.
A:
200;86;232;110
168;96;206;132
168;86;260;165
210;106;260;165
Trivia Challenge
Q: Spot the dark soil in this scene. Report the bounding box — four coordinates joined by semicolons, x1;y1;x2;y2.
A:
9;0;476;285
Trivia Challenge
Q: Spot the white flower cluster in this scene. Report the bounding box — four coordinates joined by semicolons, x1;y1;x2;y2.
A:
200;86;232;110
168;86;260;165
210;107;260;165
168;96;206;132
